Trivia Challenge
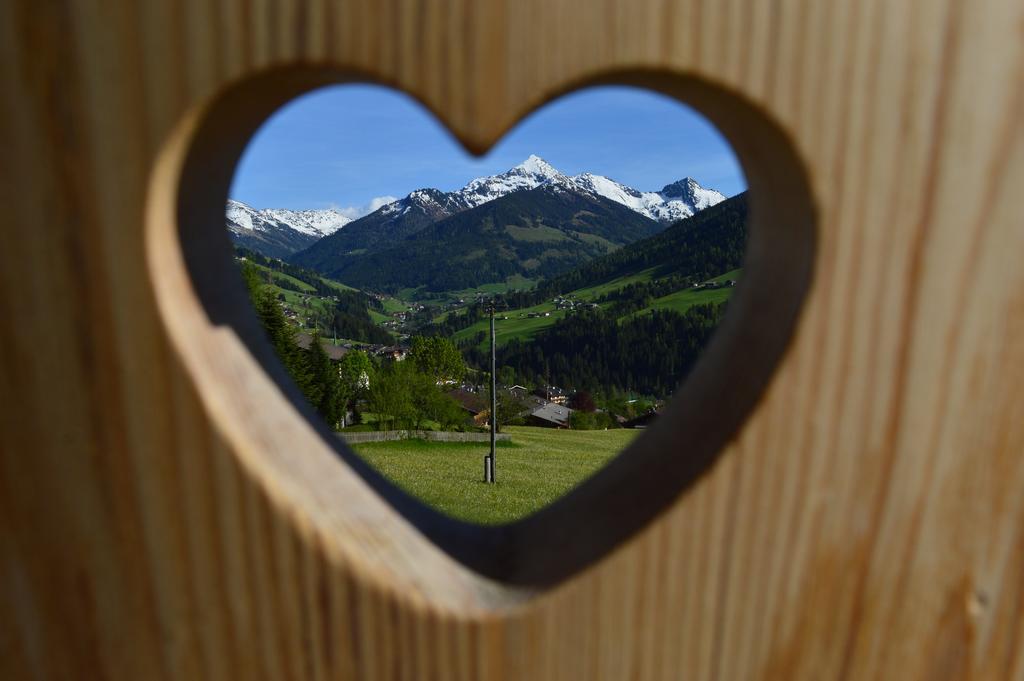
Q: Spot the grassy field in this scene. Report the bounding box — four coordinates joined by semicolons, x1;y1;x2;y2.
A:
396;277;537;305
247;260;358;294
379;296;408;313
272;287;334;319
350;426;638;524
367;308;391;324
450;300;570;347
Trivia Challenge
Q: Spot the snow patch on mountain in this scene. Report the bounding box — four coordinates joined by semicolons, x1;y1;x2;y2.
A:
443;155;727;223
453;154;566;210
572;172;727;222
227;155;727;260
226;200;352;238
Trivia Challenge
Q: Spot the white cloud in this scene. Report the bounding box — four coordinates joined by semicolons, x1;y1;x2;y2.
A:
366;195;399;212
334;195;399;220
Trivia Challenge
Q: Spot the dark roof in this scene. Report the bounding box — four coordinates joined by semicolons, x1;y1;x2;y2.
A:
295;333;350;361
447;388;486;414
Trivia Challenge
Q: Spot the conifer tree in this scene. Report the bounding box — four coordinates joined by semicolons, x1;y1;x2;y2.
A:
307;331;344;428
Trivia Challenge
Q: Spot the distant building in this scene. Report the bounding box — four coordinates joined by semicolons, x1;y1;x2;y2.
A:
446;389;487;427
532;385;568;404
526;402;574;429
295;333;349;361
373;345;407;361
508;385;529;399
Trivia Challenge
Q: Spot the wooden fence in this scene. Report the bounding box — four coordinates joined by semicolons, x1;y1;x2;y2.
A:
340;430;512;444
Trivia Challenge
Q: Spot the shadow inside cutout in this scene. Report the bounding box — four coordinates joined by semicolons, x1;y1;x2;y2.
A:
174;68;816;586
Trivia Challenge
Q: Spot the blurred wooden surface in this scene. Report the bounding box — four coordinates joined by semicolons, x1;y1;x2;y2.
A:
2;0;1023;679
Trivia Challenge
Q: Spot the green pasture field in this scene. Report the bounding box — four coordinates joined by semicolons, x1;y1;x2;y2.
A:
349;426;638;524
451;268;742;350
624;286;732;319
450;301;570;347
625;268;741;317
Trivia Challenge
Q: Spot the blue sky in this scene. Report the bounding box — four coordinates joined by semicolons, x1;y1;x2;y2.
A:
231;84;746;216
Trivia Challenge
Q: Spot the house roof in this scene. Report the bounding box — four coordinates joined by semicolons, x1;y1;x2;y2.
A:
530;402;574;427
295;333;350;361
447;388;486;414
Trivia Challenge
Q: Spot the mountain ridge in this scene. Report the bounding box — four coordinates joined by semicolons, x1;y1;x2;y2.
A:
299;183;665;292
228;156;728;261
287;156;728;288
226;200;352;259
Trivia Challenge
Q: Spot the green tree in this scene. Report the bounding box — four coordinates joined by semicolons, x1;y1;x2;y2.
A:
569;411;617;430
431;393;469;430
245;270;317;402
306;332;345;428
367;364;415;431
409;335;466;383
483;385;530;432
568;390;596;413
337;349;374;411
498;365;517;387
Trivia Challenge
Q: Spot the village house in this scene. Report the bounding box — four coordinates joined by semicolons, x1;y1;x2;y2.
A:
507;385;529;400
526;402;574;429
378;346;407;361
447;389;488;427
295;333;350;361
532;385;568;404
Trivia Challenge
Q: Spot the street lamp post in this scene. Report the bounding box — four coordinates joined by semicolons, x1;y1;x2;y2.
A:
484;304;497;483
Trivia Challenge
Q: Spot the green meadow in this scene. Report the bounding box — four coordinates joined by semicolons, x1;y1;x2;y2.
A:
350;426;638;524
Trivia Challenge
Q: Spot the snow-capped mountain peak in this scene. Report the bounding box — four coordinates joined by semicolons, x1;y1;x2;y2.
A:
568;172;726;223
510;154;563;180
454;155;567;209
225;156;728;260
226;199;351;238
319;155;725;229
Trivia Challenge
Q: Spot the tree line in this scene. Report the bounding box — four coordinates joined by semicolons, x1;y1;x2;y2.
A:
478;303;728;398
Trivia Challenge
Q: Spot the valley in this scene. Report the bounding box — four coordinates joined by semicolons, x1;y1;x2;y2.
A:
229;156;748;451
229;153;748;516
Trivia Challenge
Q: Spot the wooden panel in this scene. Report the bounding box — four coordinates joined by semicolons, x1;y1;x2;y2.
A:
1;0;1022;679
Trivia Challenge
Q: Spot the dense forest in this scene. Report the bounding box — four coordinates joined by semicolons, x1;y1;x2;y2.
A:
497;192;748;310
467;303;728;397
421;193;748;344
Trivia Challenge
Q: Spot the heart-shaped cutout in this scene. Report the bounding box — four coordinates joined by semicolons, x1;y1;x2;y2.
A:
228;84;745;523
155;69;815;586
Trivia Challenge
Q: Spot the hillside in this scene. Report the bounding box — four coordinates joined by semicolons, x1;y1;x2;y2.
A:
536;191;748;297
236;249;393;345
289;188;453;273
439;193;749;348
287;155;726;288
303;185;664;292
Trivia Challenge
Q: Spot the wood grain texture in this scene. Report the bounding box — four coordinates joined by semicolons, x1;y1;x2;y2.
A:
2;0;1022;679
